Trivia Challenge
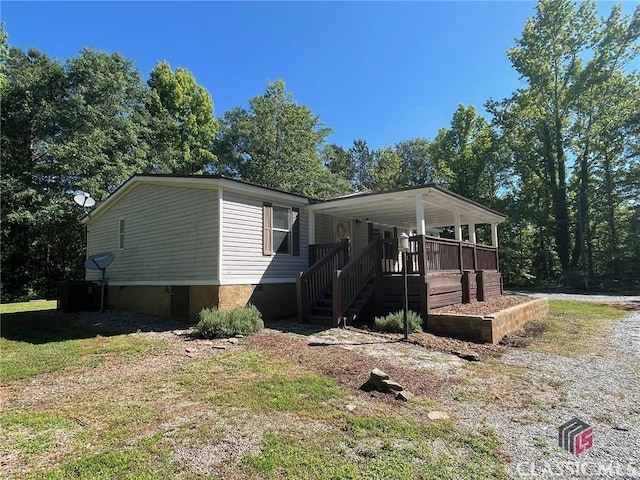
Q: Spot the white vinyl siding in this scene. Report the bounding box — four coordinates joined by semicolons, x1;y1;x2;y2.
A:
86;184;219;283
314;214;335;245
222;191;308;283
352;220;369;254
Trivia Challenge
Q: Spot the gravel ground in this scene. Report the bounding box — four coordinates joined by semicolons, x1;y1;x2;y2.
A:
448;293;640;479
513;291;640;304
7;296;639;478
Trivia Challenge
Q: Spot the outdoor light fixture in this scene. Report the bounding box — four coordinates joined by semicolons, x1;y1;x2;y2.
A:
398;233;410;341
398;232;410;253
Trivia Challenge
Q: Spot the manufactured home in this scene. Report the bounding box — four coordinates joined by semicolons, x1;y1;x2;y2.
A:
84;174;506;324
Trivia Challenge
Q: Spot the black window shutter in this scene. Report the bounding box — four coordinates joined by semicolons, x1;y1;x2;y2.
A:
292;207;300;256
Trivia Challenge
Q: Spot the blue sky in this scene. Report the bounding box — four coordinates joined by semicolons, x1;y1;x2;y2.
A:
2;1;633;150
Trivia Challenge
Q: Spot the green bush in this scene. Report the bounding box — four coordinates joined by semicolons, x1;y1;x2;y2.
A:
374;310;423;334
195;305;264;339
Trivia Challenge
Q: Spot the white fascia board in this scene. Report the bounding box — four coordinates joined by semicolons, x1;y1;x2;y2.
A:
308;188;431;212
423;190;505;224
217;178;309;206
84;175;309;224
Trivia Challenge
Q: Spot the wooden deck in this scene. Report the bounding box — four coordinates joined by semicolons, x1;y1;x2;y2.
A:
297;235;502;326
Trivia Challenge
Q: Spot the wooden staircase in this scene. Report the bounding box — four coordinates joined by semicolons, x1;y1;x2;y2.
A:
298;239;380;326
307;279;376;326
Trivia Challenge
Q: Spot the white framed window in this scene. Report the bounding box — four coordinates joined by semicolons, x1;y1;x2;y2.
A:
263;203;300;256
118;219;125;249
272;205;291;254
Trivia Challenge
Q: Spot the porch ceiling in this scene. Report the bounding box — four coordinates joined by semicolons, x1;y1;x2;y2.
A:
309;185;506;229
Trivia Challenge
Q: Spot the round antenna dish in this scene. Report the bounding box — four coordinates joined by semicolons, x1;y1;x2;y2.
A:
74;192;95;208
85;252;115;270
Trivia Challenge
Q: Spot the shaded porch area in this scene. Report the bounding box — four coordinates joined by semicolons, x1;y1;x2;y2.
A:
298;234;502;327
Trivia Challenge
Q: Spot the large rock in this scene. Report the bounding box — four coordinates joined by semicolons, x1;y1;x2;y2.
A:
364;369;405;394
381;379;403;391
367;368;390;389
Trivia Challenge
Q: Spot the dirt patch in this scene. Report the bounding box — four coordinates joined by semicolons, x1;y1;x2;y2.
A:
430;295;532;316
408;331;503;360
600;301;640;312
499;321;548;348
244;331;444;401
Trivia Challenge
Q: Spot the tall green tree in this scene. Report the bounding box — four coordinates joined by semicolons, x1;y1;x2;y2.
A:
371;147;405;191
146;61;218;174
55;48;151;199
349;139;375;191
2;46;163;300
431;104;504;206
322;143;356;189
395;137;438;186
216;79;349;198
491;0;639;283
1;48;72;298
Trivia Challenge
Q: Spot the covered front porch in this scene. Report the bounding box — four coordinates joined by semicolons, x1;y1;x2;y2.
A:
297;185;506;326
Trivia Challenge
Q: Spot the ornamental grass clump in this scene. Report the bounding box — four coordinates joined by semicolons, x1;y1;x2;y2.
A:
195;305;264;338
374;310;423;334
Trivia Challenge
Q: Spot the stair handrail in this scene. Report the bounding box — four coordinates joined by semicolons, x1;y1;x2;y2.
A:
333;239;379;325
297;240;349;321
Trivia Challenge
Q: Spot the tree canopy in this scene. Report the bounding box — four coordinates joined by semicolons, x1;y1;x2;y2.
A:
1;0;639;300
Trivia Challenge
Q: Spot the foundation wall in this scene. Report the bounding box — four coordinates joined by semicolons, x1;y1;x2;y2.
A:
427;298;549;344
107;286;172;318
106;283;296;323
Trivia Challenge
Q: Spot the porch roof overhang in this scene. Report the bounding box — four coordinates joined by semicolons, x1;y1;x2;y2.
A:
308;185;506;229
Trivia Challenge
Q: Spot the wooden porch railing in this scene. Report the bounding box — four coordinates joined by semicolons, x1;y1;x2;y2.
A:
380;235;499;275
309;241;345;266
297;240;349;322
476;244;499;271
333;239;379;326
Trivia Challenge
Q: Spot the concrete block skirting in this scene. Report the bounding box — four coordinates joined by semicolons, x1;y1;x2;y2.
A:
107;283;297;322
426;298;549;344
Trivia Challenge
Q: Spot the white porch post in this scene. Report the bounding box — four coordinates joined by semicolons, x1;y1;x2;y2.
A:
415;194;426;235
491;223;498;247
453;213;462;241
469;223;477;244
308;209;316;245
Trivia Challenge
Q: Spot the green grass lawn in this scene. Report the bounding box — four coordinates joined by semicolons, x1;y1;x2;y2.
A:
1;300;509;479
526;300;627;356
1;301;163;381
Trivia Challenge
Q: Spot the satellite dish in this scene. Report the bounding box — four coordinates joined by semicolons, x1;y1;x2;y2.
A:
74;191;96;208
85;252;115;271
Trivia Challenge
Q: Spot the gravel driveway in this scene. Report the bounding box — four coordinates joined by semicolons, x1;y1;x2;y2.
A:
308;293;640;479
56;295;640;478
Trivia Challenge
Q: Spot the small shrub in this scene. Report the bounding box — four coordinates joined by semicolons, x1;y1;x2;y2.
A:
374;310;423;333
195;305;264;339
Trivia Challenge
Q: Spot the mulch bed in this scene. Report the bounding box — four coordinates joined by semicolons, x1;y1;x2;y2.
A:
430;294;533;316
